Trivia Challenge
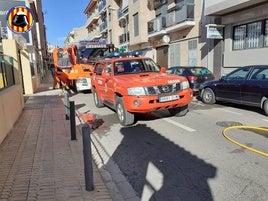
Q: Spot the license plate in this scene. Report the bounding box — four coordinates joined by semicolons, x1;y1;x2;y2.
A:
159;95;179;102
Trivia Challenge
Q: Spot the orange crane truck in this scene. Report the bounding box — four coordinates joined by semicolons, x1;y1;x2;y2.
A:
52;40;108;92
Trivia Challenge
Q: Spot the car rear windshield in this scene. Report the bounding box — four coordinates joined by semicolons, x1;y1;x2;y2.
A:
190;67;213;76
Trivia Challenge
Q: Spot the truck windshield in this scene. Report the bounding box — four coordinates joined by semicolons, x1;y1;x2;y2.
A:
77;47;105;64
114;59;160;75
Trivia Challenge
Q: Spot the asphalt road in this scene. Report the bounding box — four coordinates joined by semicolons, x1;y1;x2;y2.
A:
70;91;268;201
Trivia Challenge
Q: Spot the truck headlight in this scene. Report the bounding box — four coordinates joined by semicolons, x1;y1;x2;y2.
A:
127;87;146;95
181;81;190;90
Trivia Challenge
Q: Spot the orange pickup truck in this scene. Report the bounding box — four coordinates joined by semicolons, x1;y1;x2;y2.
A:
91;54;193;126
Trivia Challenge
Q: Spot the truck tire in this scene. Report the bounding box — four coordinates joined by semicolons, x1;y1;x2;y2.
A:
116;97;135;126
168;105;188;117
92;88;104;108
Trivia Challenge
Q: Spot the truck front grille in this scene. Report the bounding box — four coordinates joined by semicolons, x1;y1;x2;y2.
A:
146;83;181;95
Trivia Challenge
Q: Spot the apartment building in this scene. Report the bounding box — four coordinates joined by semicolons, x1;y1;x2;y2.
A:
84;0;120;45
64;26;89;45
29;0;49;78
0;0;48;94
147;0;205;69
84;0;210;70
205;0;268;75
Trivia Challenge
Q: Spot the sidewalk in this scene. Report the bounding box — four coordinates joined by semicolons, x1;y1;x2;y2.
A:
0;74;112;201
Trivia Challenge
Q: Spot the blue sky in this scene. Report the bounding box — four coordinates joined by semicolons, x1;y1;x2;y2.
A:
42;0;89;46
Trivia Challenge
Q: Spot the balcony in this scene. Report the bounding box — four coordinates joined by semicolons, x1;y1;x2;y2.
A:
148;3;195;38
99;21;107;33
119;32;130;44
84;0;97;14
118;7;128;19
85;14;99;28
98;0;107;13
148;16;166;35
90;28;102;40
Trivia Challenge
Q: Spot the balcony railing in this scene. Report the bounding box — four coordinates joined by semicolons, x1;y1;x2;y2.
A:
117;7;128;19
119;32;130;44
99;21;107;32
0;55;15;90
98;0;107;13
166;4;194;27
148;3;194;35
85;14;99;28
118;8;124;19
148;16;166;34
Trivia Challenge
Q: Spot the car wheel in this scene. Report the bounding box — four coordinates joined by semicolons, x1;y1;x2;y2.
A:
92;88;104;108
263;99;268;116
201;88;216;104
168;105;189;117
116;97;135;126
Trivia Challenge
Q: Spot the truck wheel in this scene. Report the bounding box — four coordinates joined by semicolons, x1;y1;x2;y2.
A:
263;99;268;116
72;80;78;92
92;88;104;108
201;88;216;104
116;97;135;126
168;105;188;117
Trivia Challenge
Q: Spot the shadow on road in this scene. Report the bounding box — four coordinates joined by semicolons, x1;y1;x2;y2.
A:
110;124;216;201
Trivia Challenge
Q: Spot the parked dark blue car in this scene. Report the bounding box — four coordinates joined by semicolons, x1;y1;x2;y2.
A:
199;65;268;115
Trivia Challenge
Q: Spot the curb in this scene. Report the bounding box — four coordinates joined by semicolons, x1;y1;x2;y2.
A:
76;112;140;201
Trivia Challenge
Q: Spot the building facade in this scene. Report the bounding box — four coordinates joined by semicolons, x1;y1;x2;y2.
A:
205;0;268;75
64;26;89;45
147;0;203;69
81;0;268;77
84;1;209;69
0;0;48;94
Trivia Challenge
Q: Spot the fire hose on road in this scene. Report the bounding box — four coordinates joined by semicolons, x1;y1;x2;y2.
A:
222;125;268;157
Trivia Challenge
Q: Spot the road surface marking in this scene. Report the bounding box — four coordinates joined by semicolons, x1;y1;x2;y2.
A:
163;118;196;132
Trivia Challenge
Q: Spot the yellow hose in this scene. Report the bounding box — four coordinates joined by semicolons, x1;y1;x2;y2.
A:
222;126;268;157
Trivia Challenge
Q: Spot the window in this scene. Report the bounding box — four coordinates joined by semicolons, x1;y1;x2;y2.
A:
188;39;197;66
133;13;139;37
94;63;104;75
233;25;246;50
249;67;268;80
104;62;112;73
265;20;268;47
247;21;262;48
233;19;268;50
226;67;250;81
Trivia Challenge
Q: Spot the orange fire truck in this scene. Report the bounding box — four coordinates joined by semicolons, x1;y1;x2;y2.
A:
52;40;108;92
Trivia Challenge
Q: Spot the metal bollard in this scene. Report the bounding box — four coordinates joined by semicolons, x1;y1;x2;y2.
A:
64;90;70;120
70;101;77;140
82;126;94;191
